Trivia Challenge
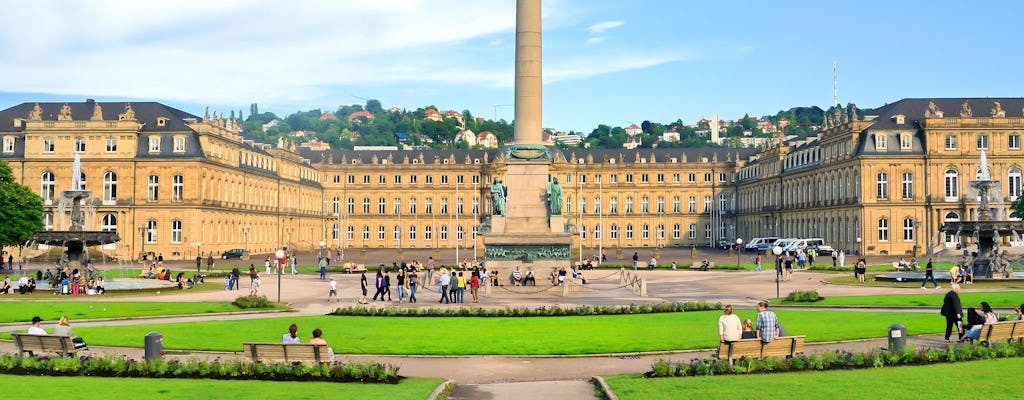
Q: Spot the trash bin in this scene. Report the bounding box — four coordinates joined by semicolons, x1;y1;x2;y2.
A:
144;331;163;361
887;323;907;351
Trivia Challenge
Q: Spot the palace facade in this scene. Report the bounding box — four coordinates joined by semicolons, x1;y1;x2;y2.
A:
1;98;1020;261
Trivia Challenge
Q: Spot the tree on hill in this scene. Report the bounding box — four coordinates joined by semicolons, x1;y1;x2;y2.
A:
0;160;44;247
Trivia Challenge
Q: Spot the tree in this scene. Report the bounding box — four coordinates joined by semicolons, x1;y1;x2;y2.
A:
0;160;44;247
365;99;383;115
1011;196;1024;219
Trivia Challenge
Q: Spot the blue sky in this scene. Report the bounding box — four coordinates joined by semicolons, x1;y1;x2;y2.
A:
1;0;1022;133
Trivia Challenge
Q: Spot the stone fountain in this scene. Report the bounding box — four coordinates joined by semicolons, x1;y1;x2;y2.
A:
28;155;120;282
939;150;1024;278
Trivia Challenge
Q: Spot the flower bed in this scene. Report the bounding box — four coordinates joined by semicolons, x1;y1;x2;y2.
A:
329;301;721;317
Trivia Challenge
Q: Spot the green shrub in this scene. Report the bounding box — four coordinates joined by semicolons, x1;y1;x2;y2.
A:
784;290;822;302
648;341;1024;378
232;295;273;308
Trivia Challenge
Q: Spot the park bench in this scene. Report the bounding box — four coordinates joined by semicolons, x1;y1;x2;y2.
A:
345;263;367;274
690;261;715;271
243;342;332;364
716;335;805;364
11;333;78;357
979;320;1024;347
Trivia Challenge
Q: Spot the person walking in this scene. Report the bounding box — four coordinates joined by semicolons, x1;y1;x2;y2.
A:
358;270;369;304
632;252;639;270
264;257;272;275
230;267;240;290
290;255;298;275
248;264;258;287
838;250;846;269
426;257;435;287
206;253;215;271
371;270;385;301
396;268;407;303
755;253;762;272
456;271;467;303
438;269;451;304
470;269;480;303
941;283;964;343
921;258;940;289
249;272;261;296
327;277;338;302
195;256;202;273
408;269;418;303
318;257;328;281
383;270;392;301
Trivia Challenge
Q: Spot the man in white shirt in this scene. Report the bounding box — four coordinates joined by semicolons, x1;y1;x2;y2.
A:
28;316;47;335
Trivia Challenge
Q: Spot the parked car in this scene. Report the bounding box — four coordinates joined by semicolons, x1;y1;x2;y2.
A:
771;238;799;254
221;248;245;259
744;237;779;251
782;238;830;255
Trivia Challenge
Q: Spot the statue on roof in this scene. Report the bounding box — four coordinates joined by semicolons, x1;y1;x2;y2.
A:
991;101;1005;118
57;103;73;121
833;106;843;125
277;136;286;149
959;100;972;118
925;100;943;118
28;103;42;120
91;102;103;121
118;103;136;121
847;103;858;121
204;107;210;123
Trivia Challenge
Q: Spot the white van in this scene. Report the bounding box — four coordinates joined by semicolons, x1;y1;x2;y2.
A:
783;238;829;254
744;237;779;251
771;238;799;253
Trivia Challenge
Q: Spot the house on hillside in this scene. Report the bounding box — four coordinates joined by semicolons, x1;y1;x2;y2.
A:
443;110;464;126
455;129;476;146
661;128;680;143
299;139;331;151
394;132;410;144
424;108;443;122
623;136;642;149
347;110;375;122
320;112;339;121
625;123;642;136
476;131;499;148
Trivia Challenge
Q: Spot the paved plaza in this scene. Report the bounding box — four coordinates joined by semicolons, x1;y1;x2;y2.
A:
0;248;1004;399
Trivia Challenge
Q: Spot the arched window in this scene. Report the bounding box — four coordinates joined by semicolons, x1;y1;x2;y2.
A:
876;172;889;200
332;223;339;240
424;225;433;241
440;225;448;241
393;225;400;241
672;196;680;213
103;172;118;203
877;218;889;242
171;220;182;243
610;224;619;240
901;171;914;200
903;218;915;242
625;224;634;239
43;213;54;231
657;196;665;213
944;169;959;199
172;175;184;202
672;223;680;239
101;214;117;232
626;197;634;214
362;225;370;241
41;172;55;203
1008;167;1022;199
641;196;649;213
641;224;649;240
332;196;340;215
378;225;386;241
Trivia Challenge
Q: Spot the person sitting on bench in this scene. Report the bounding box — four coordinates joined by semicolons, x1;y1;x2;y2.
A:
511;266;523;286
523;268;536;286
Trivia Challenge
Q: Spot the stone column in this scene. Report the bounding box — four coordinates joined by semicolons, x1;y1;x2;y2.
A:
514;0;542;145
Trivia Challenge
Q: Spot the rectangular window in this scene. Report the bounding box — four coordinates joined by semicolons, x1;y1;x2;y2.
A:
877;173;889;200
640;174;649;183
74;138;86;153
43;138;55;153
703;173;711;182
610;174;617;184
393;198;401;214
456;175;464;184
672;173;680;183
1;137;13;153
903;218;915;242
1010;134;1021;150
362;175;370;184
625;174;633;183
347;175;355;184
688;224;696;239
424;226;432;241
147;175;159;202
875;134;887;150
172;175;183;202
719;173;726;182
657;173;665;183
703;196;711;213
148;137;160;152
945;135;957;150
900;134;912;150
425;176;433;185
425;198;433;215
704;224;712;239
878;219;889;242
977;134;989;150
901;172;913;200
105;138;117;153
362;198;370;214
673;196;681;213
688;173;696;183
173;137;186;153
379;175;386;184
672;224;680;239
171;220;182;244
394;175;402;184
334;175;341;184
625;225;633;240
410;175;418;184
440;175;448;185
378;198;386;214
347;198;355;214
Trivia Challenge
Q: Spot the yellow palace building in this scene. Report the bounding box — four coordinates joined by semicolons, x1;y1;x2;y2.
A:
1;98;1020;261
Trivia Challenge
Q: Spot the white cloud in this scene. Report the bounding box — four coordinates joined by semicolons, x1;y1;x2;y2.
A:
586;20;624;34
585;37;605;45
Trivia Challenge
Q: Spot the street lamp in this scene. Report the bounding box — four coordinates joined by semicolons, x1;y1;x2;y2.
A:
736;238;744;269
771;245;783;298
275;249;285;303
912;219;921;258
856;237;862;255
138;226;146;263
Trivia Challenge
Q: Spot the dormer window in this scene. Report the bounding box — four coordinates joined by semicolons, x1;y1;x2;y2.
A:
173;136;186;153
875;133;887;150
156;117;168;127
148;137;161;152
900;134;912;150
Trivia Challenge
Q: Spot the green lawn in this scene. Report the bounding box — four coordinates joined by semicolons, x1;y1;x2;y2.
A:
778;290;1024;308
39;310;946;355
825;274;1024;289
0;301;284;324
0;374;443;400
602;357;1023;400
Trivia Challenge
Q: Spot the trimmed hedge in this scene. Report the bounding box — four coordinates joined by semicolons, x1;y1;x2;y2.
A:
648;341;1024;378
329;301;721;317
0;353;400;383
784;290;822;303
232;295;274;308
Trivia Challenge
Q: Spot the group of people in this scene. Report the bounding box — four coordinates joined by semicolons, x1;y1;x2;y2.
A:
47;267;104;295
941;283;1022;343
25;315;89;349
281;323;334;362
717;302;786;343
0;251;18;271
1;273;37;295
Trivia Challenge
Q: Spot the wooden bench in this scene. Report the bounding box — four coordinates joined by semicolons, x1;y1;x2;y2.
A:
979;320;1024;347
243;342;332;364
690;261;715;271
345;263;367;274
11;333;78;357
716;336;806;364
